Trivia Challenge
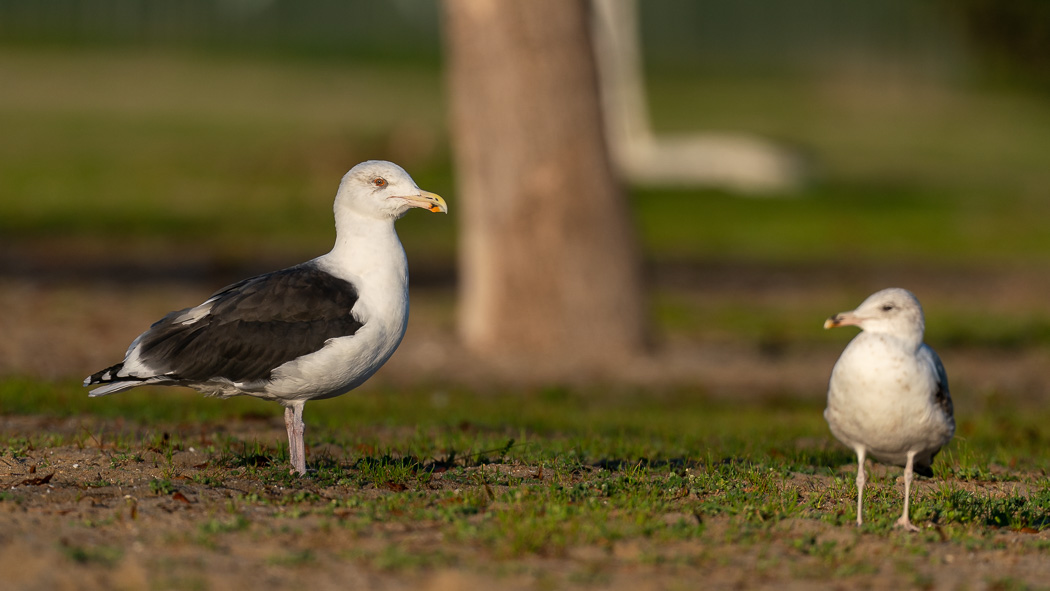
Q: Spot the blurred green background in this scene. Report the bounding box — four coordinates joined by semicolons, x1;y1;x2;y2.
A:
3;0;1049;263
2;0;1050;383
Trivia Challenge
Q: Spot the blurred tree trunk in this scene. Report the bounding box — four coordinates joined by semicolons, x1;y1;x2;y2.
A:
442;0;646;370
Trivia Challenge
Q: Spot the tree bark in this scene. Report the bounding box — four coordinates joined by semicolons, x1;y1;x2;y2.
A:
443;0;646;370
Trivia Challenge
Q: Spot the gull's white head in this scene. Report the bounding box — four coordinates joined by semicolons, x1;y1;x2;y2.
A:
335;160;447;220
824;287;925;345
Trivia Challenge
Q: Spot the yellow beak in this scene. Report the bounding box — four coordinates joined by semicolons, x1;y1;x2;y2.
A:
824;312;859;329
400;190;447;213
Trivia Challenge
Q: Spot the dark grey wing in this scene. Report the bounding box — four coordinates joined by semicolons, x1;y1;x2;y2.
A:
926;346;953;420
136;263;362;383
916;344;954;474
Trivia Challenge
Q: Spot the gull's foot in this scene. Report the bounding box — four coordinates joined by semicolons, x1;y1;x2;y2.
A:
894;517;920;532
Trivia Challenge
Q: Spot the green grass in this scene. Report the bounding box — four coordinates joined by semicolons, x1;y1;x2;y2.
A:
6;377;1050;496
6;377;1050;474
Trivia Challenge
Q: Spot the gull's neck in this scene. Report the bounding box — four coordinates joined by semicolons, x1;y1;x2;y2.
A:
865;325;924;353
318;209;408;284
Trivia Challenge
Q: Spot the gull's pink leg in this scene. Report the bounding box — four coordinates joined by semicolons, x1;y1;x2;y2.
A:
284;402;307;476
895;451;920;532
855;446;867;527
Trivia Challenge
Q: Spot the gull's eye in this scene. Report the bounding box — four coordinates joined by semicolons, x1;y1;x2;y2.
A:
373;177;387;188
881;304;895;311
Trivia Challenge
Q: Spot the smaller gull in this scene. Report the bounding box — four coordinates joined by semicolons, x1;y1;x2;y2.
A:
85;160;447;476
823;287;954;531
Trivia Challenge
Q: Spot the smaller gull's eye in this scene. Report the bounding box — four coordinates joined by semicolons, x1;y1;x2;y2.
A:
373;177;387;188
881;304;895;311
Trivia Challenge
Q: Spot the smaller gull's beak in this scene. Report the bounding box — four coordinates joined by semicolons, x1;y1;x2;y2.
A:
399;190;448;214
824;312;859;329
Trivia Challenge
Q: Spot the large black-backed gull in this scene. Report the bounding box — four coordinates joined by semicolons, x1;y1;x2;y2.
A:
85;160;447;475
823;287;955;531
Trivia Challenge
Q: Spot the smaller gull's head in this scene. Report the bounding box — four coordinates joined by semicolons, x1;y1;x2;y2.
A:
335;160;447;220
824;287;925;344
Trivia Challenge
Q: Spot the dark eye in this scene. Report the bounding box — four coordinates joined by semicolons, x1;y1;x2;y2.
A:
373;177;387;188
881;304;895;311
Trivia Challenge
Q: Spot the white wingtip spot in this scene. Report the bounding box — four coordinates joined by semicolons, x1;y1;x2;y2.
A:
174;302;214;325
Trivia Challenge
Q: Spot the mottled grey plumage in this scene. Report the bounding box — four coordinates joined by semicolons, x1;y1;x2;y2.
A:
824;287;954;531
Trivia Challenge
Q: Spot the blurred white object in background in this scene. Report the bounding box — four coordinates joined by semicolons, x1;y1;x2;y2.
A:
592;0;806;193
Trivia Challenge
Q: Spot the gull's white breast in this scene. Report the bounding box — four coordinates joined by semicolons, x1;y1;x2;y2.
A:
825;332;946;464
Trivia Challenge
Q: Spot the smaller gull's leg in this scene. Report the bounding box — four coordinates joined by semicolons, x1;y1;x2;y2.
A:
284;402;307;476
895;451;920;532
855;447;866;527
